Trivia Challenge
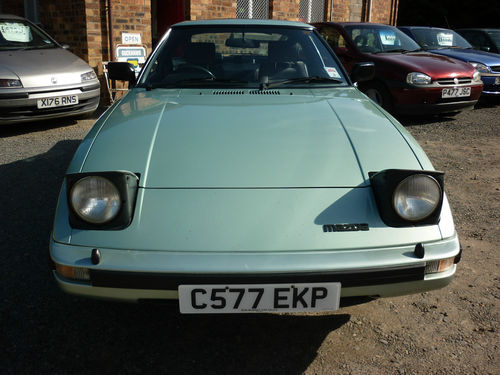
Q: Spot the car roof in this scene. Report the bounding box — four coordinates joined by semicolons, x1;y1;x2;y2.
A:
399;26;452;31
0;13;26;20
456;28;499;32
173;19;313;29
316;22;395;28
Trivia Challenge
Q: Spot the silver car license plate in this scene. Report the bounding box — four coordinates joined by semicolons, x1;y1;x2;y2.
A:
37;95;79;109
179;282;341;314
441;87;471;98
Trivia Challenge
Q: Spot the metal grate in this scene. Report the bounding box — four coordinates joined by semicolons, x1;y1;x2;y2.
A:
299;0;325;23
236;0;269;19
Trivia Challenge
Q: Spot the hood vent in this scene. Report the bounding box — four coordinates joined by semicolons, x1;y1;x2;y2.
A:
249;90;281;95
211;90;282;95
212;90;245;95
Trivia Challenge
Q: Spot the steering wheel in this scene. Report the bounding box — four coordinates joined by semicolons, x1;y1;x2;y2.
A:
176;64;216;79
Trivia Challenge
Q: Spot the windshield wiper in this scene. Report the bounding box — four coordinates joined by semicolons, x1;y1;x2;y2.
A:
260;76;343;90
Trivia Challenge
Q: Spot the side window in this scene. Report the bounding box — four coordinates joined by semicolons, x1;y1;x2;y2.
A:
320;27;346;48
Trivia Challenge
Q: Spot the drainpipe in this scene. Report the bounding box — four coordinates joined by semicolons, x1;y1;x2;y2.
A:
330;0;333;21
367;0;372;22
107;0;114;61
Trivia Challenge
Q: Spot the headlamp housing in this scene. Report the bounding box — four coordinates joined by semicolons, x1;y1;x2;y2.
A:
0;78;22;88
469;62;489;74
406;72;432;85
81;70;97;82
66;171;139;230
370;169;444;227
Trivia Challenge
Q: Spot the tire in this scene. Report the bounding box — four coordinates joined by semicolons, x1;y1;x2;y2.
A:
362;82;393;113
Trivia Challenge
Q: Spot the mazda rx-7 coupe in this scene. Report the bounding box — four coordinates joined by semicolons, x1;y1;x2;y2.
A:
50;20;461;314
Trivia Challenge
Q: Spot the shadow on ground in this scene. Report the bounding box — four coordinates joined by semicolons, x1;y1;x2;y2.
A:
0;141;351;375
0;107;107;138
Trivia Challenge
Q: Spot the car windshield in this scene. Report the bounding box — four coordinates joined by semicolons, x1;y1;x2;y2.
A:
0;19;57;50
139;25;347;89
486;30;500;49
411;28;472;50
343;25;421;53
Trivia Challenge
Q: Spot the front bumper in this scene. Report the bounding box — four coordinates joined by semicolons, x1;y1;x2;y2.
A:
50;234;460;303
388;82;483;115
0;82;100;125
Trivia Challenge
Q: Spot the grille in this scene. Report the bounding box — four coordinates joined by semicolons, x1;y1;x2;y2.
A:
436;78;472;85
490;66;500;73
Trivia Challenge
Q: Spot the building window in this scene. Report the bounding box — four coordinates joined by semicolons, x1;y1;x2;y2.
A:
299;0;325;23
236;0;269;19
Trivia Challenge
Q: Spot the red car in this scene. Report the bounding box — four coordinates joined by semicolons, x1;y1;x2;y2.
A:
314;22;483;115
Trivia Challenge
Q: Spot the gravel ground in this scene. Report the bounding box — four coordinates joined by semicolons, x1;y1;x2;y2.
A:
0;99;498;375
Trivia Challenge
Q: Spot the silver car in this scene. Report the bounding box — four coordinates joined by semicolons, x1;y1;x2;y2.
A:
0;14;100;124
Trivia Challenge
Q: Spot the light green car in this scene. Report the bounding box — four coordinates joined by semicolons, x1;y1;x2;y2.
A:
50;20;461;314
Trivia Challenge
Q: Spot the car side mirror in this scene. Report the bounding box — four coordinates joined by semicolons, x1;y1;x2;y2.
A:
107;62;137;86
351;62;375;83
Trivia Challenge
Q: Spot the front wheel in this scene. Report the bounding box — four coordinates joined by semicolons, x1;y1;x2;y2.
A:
363;82;393;112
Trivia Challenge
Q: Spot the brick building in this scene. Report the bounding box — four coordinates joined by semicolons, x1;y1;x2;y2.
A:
0;0;398;100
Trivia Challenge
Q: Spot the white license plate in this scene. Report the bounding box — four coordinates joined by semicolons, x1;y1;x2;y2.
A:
441;87;471;98
37;95;78;109
178;282;341;314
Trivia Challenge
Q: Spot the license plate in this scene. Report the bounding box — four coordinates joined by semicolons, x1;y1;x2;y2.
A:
178;282;341;314
37;95;78;109
441;87;471;98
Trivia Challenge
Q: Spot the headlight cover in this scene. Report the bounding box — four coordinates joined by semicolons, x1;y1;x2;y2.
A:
469;62;489;74
81;70;97;82
406;72;432;85
70;176;121;224
66;171;139;230
370;169;444;227
472;69;482;82
0;78;22;88
393;174;442;222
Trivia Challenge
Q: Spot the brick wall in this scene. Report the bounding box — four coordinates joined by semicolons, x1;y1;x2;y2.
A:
38;0;88;61
190;0;237;20
109;0;152;54
272;0;300;20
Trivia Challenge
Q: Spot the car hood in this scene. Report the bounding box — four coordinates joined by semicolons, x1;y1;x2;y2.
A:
0;47;93;88
369;51;475;78
77;87;423;189
427;48;500;66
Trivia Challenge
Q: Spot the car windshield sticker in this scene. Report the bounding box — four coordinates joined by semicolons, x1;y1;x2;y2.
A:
437;33;454;46
380;30;396;45
325;67;341;78
0;22;32;42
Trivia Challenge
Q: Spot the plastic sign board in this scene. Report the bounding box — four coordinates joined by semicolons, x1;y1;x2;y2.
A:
122;32;142;45
116;44;147;64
